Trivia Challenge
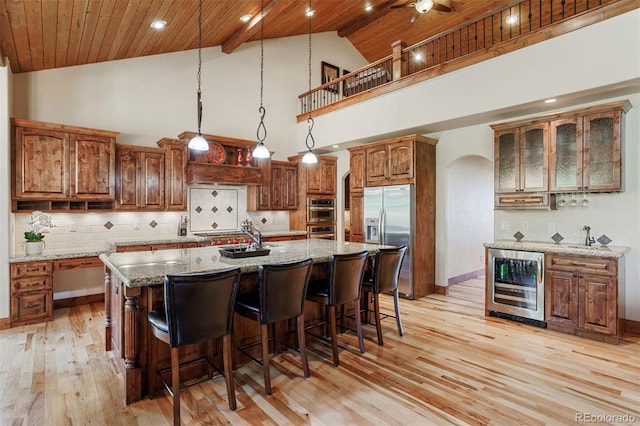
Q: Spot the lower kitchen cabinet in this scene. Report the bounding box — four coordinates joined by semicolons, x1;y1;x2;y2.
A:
10;261;54;326
545;254;621;343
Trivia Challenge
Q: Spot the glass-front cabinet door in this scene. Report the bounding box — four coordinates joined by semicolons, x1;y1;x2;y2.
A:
550;117;583;191
494;129;519;194
583;110;622;191
519;123;548;192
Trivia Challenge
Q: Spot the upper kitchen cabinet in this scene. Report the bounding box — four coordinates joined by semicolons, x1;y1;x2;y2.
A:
115;144;165;210
550;103;628;192
157;138;188;211
11;118;118;212
493;123;549;194
247;158;298;211
492;99;631;209
348;147;366;193
365;137;415;186
306;157;337;195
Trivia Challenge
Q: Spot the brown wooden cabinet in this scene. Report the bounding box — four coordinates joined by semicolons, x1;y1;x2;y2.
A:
347;147;366;242
157;138;188;211
11;118;118;211
349;193;364;242
492;100;630;209
115;144;165;210
248;159;298;211
365;138;414;186
306;158;337;195
10;261;54;326
545;254;621;343
550;107;626;192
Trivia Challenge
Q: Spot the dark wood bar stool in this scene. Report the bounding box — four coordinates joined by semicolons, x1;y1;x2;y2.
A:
234;258;313;395
362;245;407;346
147;267;241;425
305;251;368;367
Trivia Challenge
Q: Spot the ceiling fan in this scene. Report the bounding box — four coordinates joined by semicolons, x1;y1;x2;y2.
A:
391;0;452;23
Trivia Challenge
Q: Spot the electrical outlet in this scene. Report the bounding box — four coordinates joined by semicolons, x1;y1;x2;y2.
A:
70;222;77;232
133;221;140;230
522;221;529;232
501;221;510;231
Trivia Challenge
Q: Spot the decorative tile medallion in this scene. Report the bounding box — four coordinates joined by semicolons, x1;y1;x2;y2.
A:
227;206;233;213
211;222;218;229
597;234;612;246
551;233;564;243
211;191;218;197
261;218;267;224
513;231;524;242
212;206;218;213
195;206;203;213
104;221;114;230
149;220;158;228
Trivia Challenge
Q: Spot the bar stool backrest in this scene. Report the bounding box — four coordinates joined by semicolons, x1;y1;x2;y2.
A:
258;258;313;324
164;267;241;348
327;251;369;306
373;246;407;294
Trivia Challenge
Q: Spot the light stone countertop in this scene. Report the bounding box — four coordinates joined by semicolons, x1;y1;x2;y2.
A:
100;239;390;288
106;230;308;248
483;241;630;258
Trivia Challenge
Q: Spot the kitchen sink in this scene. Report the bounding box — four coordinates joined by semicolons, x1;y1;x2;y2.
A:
219;246;271;258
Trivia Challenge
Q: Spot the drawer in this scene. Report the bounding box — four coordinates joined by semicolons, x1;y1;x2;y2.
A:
55;256;103;270
495;193;554;210
10;261;54;278
116;245;151;253
11;290;53;324
546;255;617;276
12;276;52;293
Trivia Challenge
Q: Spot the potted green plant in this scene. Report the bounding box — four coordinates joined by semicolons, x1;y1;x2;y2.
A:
24;211;54;255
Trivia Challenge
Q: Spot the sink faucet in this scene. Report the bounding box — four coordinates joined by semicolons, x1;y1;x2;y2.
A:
583;225;595;246
241;219;262;248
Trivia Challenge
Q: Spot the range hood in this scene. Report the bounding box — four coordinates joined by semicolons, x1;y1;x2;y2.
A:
187;162;262;185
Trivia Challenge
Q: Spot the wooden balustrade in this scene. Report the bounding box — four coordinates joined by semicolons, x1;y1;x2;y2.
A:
297;0;631;120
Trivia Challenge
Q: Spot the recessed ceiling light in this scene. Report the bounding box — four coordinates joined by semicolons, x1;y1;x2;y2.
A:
545;98;557;104
332;144;340;148
150;20;166;30
305;8;315;17
240;14;252;23
505;14;518;25
365;3;373;12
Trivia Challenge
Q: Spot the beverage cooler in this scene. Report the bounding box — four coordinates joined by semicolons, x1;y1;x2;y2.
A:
487;249;545;324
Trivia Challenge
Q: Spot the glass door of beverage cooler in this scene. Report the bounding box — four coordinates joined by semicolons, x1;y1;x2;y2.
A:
487;249;545;321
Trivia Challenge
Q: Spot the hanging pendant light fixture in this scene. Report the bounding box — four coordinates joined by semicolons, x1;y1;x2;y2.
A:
301;0;318;165
188;0;209;151
252;0;270;159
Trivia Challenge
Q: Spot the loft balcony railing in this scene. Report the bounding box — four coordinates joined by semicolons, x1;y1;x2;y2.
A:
298;0;633;119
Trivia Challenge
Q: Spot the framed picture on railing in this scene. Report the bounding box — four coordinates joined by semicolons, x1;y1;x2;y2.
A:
342;69;350;97
321;61;339;93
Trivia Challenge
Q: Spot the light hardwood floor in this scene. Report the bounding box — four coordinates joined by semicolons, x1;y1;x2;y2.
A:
1;277;638;425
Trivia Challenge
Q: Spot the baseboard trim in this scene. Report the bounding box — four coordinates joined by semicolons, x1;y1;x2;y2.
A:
435;285;447;295
448;269;484;286
623;318;640;336
54;293;104;309
0;317;11;330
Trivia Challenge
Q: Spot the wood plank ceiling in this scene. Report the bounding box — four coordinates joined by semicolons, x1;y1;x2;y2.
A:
0;0;516;74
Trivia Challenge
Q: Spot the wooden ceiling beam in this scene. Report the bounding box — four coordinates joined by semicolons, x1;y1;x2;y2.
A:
221;0;296;54
337;0;400;38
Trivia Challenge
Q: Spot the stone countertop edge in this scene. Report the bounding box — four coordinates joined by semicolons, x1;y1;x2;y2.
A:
100;240;388;288
8;231;309;263
483;241;630;258
107;230;308;247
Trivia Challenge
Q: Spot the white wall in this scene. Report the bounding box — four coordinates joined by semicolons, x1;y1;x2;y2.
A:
446;155;494;281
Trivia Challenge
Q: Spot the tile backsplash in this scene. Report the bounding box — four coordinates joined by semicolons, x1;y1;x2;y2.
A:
11;185;291;256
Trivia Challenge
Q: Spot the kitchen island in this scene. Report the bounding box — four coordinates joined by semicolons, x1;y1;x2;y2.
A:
100;239;388;404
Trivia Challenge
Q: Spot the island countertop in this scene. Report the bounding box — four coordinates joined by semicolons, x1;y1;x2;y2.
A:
99;239;390;288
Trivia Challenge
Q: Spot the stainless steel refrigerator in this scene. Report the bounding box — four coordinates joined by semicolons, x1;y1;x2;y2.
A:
363;184;414;298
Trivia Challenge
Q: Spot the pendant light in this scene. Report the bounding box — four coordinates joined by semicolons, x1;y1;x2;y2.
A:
252;0;270;159
301;0;318;164
188;0;209;151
